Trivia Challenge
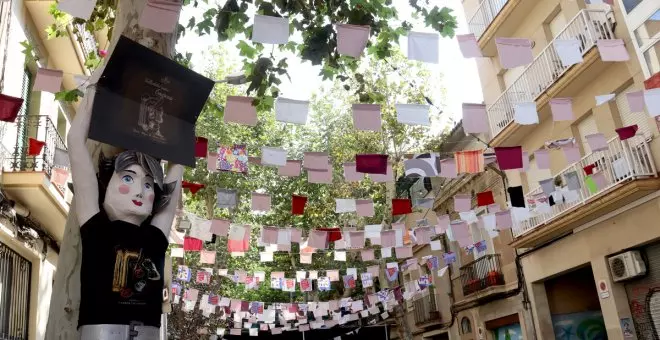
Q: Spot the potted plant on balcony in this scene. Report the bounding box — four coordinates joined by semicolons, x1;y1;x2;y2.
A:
468;278;481;293
486;270;500;286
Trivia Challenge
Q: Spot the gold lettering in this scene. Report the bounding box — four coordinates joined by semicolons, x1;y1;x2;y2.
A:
112;250;140;292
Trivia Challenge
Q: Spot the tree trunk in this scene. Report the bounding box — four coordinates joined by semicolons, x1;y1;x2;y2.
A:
45;1;177;338
393;304;413;340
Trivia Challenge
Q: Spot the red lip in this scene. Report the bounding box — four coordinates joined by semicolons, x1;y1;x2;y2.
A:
132;200;143;207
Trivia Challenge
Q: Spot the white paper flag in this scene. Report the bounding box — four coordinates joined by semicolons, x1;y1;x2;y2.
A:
252;15;289;44
381;247;392;258
396;104;430;126
260;252;274;262
335;199;357;213
407;31;439;63
275;97;309;124
334;251;346;261
644;89;660;117
429;240;442;251
554;39;583;67
514;102;539;125
171;248;184;257
261;147;288;167
58;0;97;20
596;94;616;106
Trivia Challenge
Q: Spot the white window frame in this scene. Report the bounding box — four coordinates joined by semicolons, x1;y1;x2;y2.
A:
618;0;660;78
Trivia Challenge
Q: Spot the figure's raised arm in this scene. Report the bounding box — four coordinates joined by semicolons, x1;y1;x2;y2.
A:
67;89;100;225
151;163;183;237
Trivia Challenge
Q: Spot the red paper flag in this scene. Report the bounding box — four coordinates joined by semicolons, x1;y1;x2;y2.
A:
182;181;205;194
27;138;46;156
195;137;208;158
392;199;412;215
0;94;23;123
494;146;523;170
355;154;388;174
583;164;596;175
615;125;638;141
476;191;495;207
183;236;203;251
292;195;307;215
318;227;343;242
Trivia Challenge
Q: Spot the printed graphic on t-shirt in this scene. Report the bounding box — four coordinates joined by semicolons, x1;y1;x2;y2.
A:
112;248;161;304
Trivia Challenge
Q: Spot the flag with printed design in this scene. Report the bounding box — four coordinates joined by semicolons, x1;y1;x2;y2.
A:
196;270;211;284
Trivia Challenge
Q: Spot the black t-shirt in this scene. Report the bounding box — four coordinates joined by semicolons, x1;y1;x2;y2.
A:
78;211;168;328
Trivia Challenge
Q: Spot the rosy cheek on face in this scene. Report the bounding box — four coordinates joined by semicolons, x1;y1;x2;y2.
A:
118;184;131;195
148;194;155;203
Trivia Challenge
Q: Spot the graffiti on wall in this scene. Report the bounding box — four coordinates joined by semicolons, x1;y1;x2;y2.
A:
551;311;607;340
493;323;523;340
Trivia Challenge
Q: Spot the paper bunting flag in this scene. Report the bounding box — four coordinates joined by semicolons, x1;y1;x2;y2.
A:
455;150;484;173
395;246;413;259
496;210;513;229
646;89;660;117
495;38;533;69
384;266;399;282
392;199;412;215
337;24;370;58
352;104;381;131
343;275;356;289
224;96;257;126
457;33;482;58
282;278;296;292
210;219;230;236
51;168;70;187
34;68;63;93
303;152;329;170
216;189;238;209
554;39;583;67
395;104;430;126
0;94;23;123
218;144;248;173
182;181;204;195
550;98;574;121
275;97;309;124
615;125;638;141
514;102;539;125
261;147;287;167
585;133;608;152
343;162;364;182
361;249;375;261
170;247;184;258
177;266;191;281
596;39;629;62
476;191;495;207
404;153;438;177
139;0;182;33
27;138;45;156
361;273;374;288
539;178;555;196
308;230;328;249
454;194;471;212
535;149;551;169
407;31;439;63
334;251;347;261
562;144;581;163
356;154;388;174
626;90;645;112
462;103;489;133
300;279;313;292
252;15;289;44
439;158;457;178
369;163;394;182
57;0;97;20
260;252;274;262
251;193;271;212
596;93;615;106
278;160;302;177
494;146;523;170
307;168;332;184
292;195;307;214
183;237;202;251
443;252;457;264
335;199;357;213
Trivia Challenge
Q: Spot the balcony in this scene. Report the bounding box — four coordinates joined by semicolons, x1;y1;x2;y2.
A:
487;9;615;145
1;115;70;242
468;0;508;40
511;137;660;248
413;287;441;325
72;23;99;67
460;254;505;296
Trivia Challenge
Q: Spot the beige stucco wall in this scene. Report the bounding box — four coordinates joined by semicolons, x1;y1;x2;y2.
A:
451;295;534;340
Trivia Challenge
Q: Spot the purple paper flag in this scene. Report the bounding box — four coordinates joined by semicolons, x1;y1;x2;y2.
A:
534;149;551;170
457;34;482;58
352;104;381;131
34;68;63;93
278;160;302;177
585;133;608;152
454;194;471;212
337;24;370;58
303;152;330;170
343;162;364;182
443;252;456;264
627;91;645;112
596;39;629;62
496;38;533;69
562;144;581;163
462;103;489;133
439;158;457;178
495;210;512;229
225;96;257;126
356;199;375;217
550;98;574;121
308;168;333;184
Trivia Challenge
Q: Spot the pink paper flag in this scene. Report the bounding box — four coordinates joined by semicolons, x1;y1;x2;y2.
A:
210;219;230;236
380;230;396;248
534;149;551;170
562;144;581;163
596;39;629;62
369;163;393;182
457;33;482;58
34;68;63;93
395;246;413;259
308;230;328;249
454;194;472;212
251;193;271;212
495;211;512;229
450;221;472;247
224;96;257;126
343;162;364;182
337;24;370;58
592;171;608;190
439;158;457;178
436;214;450;232
348;231;365;249
414;227;431;245
356;199;375;217
207;152;218;172
303;152;330;170
549;98;574;121
139;0;182;33
519;151;530;172
278;160;302;177
495;38;533;69
462;103;489;133
200;250;216;264
361;249;375;261
585;133;608;152
352;104;382;131
626;91;645;112
262;227;279;244
308;168;333;184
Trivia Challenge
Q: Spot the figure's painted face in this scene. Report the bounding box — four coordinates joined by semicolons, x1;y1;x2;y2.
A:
103;164;155;223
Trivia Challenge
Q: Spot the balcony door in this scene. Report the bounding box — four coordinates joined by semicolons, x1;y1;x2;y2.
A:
14;69;31;169
617;0;659;77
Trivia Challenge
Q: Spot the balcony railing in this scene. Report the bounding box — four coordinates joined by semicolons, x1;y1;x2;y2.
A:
467;0;508;39
72;23;98;65
512;136;656;238
488;9;615;139
7;115;68;193
413;287;440;325
460;254;504;296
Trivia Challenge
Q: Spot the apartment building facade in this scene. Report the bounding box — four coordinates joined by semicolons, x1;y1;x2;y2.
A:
458;0;660;339
0;0;105;338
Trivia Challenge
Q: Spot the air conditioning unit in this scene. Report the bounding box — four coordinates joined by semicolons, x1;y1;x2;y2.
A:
608;250;646;282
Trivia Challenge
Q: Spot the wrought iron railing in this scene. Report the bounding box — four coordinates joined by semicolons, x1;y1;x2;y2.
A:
72;23;98;65
9;115;67;183
487;9;615;139
467;0;509;39
460;254;504;296
0;241;31;340
413;287;440;325
512;136;657;238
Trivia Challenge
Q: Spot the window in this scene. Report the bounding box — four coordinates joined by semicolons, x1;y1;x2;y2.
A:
615;83;652;141
549;12;568;38
576;113;599;154
618;0;659;77
622;0;647;14
461;317;473;334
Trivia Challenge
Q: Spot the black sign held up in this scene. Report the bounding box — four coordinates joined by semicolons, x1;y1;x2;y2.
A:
89;35;214;166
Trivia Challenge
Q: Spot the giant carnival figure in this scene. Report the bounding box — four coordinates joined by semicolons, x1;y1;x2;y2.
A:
68;88;183;340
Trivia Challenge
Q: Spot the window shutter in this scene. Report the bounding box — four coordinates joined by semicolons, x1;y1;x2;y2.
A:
616;83;652;141
577;113;598;154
